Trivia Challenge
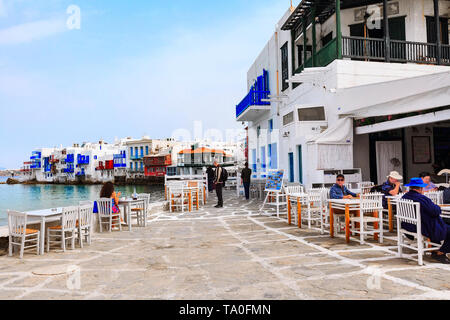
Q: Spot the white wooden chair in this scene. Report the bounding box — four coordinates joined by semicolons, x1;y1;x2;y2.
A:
425;191;444;205
358;182;375;194
188;181;203;209
285;186;305;225
97;198;122;232
396;199;441;265
7;210;40;259
78;204;93;248
304;188;325;229
169;186;189;212
130;194;150;227
47;206;78;252
350;193;384;244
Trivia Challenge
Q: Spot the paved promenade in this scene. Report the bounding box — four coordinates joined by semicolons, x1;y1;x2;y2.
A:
0;190;449;300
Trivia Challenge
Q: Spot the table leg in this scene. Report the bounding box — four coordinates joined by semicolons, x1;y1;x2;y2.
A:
388;198;393;232
196;191;199;210
127;204;132;232
329;203;334;238
287;196;291;225
345;205;350;243
189;191;192;212
203;186;206;205
297;198;301;229
40;217;45;255
373;210;379;241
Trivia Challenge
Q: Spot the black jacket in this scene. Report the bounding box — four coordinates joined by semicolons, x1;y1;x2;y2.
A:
241;167;252;184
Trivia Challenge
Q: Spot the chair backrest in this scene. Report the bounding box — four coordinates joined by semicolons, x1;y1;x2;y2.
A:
285;185;304;195
188;181;199;188
425;191;443;205
7;210;28;237
307;189;324;204
97;198;113;216
62;206;79;230
358;181;374;189
79;204;93;227
360;193;383;211
396;199;421;234
79;200;94;206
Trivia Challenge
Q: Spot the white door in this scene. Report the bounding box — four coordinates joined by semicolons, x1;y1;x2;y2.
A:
376;141;403;184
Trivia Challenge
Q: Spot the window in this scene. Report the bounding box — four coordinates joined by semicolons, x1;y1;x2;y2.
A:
283;112;294;126
281;42;289;91
297;107;326;121
145;146;149;155
268;119;273;133
271;143;278;169
257;126;261;138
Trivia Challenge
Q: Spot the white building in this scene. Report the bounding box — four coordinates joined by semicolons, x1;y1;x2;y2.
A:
237;0;450;187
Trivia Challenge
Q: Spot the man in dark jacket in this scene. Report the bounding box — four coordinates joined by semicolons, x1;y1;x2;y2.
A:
241;162;252;200
213;160;224;208
206;166;215;192
401;178;450;264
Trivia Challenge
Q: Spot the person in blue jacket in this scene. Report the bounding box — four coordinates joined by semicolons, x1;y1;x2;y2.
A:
401;178;450;264
330;174;357;199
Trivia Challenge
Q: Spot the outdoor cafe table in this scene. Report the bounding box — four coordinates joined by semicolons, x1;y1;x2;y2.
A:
119;198;145;230
26;207;63;255
286;193;308;228
329;198;367;244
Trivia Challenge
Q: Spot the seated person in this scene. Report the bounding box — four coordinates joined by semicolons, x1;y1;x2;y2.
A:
419;172;438;192
381;171;403;209
330;174;357;199
401;178;450;264
100;182;121;213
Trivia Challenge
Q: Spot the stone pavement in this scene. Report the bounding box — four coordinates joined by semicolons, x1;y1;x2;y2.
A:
0;190;449;300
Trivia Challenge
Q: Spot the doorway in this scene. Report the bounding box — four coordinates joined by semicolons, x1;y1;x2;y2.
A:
375;141;403;184
288;152;294;183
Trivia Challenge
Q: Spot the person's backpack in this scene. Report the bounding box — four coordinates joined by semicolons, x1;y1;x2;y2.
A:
221;168;228;183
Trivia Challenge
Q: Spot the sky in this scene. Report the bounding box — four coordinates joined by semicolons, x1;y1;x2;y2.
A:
0;0;292;169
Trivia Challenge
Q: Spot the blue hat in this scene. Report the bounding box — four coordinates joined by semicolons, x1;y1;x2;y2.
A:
405;177;428;188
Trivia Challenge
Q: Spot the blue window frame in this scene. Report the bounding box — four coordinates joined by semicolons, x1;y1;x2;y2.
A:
261;146;266;171
269;119;273;133
145;146;149;155
130;148;133;156
271;143;278;169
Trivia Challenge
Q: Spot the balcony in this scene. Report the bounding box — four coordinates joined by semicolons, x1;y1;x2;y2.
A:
77;155;90;165
130;154;143;160
236;69;271;122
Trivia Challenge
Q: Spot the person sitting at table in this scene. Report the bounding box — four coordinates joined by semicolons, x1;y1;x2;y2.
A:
401;178;450;264
330;174;357;199
99;182;122;226
381;171;403;209
419;172;438;192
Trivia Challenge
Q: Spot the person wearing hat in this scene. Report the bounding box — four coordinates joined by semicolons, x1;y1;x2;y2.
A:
381;171;403;209
402;178;450;264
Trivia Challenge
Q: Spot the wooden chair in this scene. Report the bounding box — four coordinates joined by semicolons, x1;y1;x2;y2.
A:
350;193;384;244
304;188;325;229
396;199;441;265
97;198;122;232
169;186;189;212
47;206;78;252
130;194;150;226
78;204;93;247
7;210;40;259
425;191;444;205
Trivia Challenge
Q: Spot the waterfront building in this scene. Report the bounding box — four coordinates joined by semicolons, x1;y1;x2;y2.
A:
237;0;450;187
144;152;172;177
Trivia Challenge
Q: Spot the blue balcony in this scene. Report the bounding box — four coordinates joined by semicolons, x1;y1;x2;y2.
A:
236;69;271;122
131;154;143;160
64;164;75;174
77;155;90;165
65;154;75;163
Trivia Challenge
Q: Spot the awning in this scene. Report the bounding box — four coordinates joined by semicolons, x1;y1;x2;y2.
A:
307;117;353;144
336;70;450;119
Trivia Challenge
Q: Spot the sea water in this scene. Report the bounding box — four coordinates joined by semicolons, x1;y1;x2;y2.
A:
0;182;164;226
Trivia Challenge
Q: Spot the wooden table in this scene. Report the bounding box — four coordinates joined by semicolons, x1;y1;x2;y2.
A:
119;198;145;231
286;193;308;228
328;199;360;243
26;208;63;255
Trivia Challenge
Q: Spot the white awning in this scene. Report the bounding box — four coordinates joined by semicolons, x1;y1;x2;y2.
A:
307;117;353;145
336;70;450;119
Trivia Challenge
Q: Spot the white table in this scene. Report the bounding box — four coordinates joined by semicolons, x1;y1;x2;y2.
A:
286;193;308;227
328;199;362;243
26;208;63;255
119;199;145;231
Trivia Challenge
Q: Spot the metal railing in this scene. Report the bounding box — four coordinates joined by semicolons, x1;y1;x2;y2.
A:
342;36;450;65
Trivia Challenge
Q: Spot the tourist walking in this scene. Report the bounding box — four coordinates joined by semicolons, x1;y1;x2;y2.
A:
241;162;252;200
213;160;224;208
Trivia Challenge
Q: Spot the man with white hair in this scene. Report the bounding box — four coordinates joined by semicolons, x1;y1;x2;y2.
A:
381;171;403;209
213;159;224;208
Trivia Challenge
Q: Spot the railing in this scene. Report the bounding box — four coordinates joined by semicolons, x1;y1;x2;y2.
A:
131;155;143;160
342;36;450;65
236;89;270;118
295;38;338;74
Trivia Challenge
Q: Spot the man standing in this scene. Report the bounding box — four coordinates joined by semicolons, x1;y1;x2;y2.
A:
213;160;224;208
382;171;403;208
330;174;357;199
241;162;252;200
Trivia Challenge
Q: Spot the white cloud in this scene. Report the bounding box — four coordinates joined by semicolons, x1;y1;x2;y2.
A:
0;18;66;45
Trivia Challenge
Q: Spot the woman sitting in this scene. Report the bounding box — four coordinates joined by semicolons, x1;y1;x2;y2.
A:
100;182;122;225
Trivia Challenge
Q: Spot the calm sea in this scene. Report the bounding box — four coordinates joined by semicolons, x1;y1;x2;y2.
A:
0;178;164;226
